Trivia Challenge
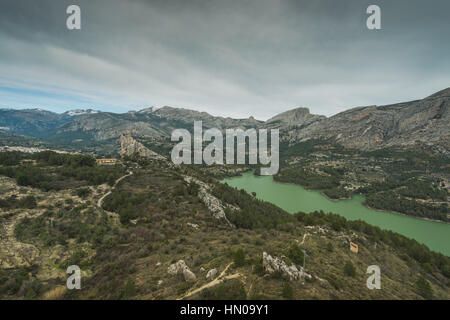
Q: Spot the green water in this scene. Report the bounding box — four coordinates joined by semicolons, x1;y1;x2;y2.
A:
221;171;450;256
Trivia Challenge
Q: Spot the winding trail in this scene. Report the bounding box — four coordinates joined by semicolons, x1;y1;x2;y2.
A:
177;262;245;300
300;233;310;245
97;171;133;208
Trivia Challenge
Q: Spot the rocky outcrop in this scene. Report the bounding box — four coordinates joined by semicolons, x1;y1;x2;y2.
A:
183;268;197;282
167;260;188;275
120;133;165;159
280;88;450;153
187;222;199;230
183;176;237;227
167;260;197;282
262;252;311;282
206;268;218;280
265;107;325;129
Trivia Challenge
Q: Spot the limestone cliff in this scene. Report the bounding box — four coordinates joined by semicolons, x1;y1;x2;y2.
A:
119;133;165;159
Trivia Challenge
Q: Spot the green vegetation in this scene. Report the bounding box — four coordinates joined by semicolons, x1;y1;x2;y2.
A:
322;187;350;199
0;151;124;191
0;266;41;298
415;276;433;300
198;279;247;300
75;187;92;199
281;283;294;300
275;142;450;221
365;191;448;221
217;190;450;279
102;190;149;224
232;248;246;267
286;243;304;266
275;165;342;190
15;208;117;249
121;278;138;300
344;261;356;277
213;183;295;229
0;195;37;209
293;211;450;278
1;149;448;300
362;147;450;174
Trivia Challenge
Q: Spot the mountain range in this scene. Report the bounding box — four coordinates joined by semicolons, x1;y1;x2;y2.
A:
1;88;449;155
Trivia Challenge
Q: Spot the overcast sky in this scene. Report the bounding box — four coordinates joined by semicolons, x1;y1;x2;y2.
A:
0;0;449;120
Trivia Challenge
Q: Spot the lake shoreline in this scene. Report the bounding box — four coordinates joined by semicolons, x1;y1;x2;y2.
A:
270;174;449;225
364;203;450;225
221;171;450;256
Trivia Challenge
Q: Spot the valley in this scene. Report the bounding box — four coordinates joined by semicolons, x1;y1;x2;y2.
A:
0;88;449;300
222;171;450;255
0;150;449;300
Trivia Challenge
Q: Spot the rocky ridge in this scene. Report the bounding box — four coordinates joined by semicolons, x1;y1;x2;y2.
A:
1;88;449;154
262;251;312;282
119;133;165;159
183;175;237;227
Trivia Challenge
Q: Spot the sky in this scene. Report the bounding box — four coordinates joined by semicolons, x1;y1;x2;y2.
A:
0;0;449;120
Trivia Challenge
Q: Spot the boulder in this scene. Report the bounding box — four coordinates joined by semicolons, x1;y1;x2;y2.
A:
187;222;199;230
167;260;197;282
167;260;188;275
206;268;218;280
183;268;197;282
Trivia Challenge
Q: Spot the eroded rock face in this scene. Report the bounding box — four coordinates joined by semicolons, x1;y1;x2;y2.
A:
167;260;196;282
183;176;237;227
262;252;311;282
279;88;450;153
265;107;325;129
120;133;165;159
206;268;218;280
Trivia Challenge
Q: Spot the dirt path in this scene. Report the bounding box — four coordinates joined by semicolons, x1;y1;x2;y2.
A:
97;171;133;208
177;262;244;300
0;210;43;268
300;233;310;245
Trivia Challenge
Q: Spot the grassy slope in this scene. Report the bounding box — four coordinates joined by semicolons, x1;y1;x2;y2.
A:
1;157;448;300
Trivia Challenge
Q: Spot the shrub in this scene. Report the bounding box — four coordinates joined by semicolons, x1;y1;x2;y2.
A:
326;242;334;252
122;278;137;300
233;249;246;267
286;243;304;266
415;276;433;300
76;187;91;198
200;279;247;300
344;261;356;277
281;283;293;300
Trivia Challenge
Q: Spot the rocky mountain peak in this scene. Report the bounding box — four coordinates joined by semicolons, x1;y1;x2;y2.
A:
425;87;450;99
119;132;164;159
137;106;162;113
266;107;325;128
